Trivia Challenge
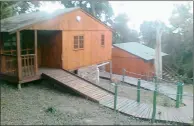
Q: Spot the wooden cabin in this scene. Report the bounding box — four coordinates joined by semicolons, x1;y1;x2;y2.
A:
106;42;167;80
0;7;112;85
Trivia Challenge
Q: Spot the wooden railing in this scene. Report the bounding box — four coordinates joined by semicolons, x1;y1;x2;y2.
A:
2;48;33;55
1;48;36;79
0;54;18;76
21;54;35;78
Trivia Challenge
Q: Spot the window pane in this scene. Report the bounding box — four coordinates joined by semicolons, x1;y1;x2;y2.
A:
79;36;83;39
101;35;105;46
74;36;79;49
79;40;84;48
74;36;78;39
74;40;78;44
74;44;78;49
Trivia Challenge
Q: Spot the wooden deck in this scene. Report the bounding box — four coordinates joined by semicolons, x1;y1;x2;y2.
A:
38;68;193;124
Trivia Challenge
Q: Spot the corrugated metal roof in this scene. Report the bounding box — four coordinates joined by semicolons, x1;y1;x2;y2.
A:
113;42;168;60
0;7;80;32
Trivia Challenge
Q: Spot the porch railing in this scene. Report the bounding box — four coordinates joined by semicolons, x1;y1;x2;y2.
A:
0;54;18;76
0;49;36;79
21;54;35;78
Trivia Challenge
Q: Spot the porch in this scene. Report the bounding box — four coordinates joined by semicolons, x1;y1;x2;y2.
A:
0;30;62;84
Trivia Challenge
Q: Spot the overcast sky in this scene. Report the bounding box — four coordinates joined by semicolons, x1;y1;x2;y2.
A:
39;1;193;31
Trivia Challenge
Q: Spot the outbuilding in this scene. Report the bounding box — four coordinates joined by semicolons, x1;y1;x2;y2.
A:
106;42;167;80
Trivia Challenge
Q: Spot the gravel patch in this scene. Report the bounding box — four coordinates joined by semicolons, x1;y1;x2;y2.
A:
1;80;175;125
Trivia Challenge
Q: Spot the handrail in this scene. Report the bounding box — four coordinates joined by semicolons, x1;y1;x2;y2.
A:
21;54;35;57
163;64;180;80
0;54;17;57
164;63;179;76
2;48;34;53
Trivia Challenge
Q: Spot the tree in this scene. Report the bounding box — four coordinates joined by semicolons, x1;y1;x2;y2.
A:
139;2;193;83
140;20;166;48
168;3;193;79
0;1;40;19
112;13;139;43
61;0;114;25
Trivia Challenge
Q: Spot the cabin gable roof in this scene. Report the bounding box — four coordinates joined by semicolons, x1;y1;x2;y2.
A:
1;7;113;33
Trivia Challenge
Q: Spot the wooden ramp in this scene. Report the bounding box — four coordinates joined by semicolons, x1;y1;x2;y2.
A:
40;68;114;103
39;68;193;124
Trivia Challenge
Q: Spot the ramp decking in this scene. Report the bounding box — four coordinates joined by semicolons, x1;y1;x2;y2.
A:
39;68;193;124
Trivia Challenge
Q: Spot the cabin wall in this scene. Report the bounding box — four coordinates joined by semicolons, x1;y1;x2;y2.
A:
106;47;155;79
38;31;62;68
62;31;112;70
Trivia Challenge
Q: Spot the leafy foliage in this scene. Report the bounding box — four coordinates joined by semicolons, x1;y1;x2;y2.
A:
112;13;139;43
0;1;40;19
61;0;114;25
140;3;193;82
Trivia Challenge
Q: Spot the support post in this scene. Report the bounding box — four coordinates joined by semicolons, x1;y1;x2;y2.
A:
137;79;141;103
122;68;125;83
96;67;99;84
34;30;38;75
110;61;112;82
17;83;21;90
114;83;118;111
0;37;3;72
16;31;22;81
180;83;184;104
151;76;157;123
176;82;180;108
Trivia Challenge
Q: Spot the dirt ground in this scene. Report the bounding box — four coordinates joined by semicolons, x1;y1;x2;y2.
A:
0;80;174;125
183;84;193;94
97;78;180;107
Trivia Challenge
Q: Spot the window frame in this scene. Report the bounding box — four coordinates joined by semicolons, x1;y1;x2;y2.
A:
101;34;105;47
73;35;84;50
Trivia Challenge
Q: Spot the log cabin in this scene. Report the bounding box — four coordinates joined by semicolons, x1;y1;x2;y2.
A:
106;42;168;80
0;7;113;87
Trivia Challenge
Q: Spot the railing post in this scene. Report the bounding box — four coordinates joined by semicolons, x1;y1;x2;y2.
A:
110;61;112;82
176;82;180;108
114;83;118;111
96;67;99;84
122;69;125;83
151;76;157;123
137;79;141;103
180;83;184;104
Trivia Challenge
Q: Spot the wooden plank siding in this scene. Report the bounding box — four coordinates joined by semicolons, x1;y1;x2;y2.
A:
62;31;112;70
106;47;154;79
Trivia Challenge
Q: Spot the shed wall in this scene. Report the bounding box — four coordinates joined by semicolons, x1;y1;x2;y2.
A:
106;47;155;79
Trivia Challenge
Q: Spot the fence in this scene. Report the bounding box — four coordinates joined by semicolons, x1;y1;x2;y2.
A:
106;72;193;124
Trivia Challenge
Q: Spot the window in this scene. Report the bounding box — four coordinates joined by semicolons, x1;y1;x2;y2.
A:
101;34;105;46
74;35;84;49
